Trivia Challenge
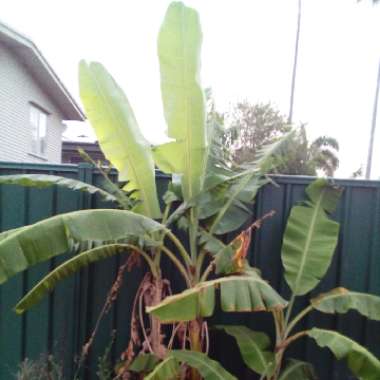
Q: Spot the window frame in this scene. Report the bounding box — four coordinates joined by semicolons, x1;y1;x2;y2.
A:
29;103;49;158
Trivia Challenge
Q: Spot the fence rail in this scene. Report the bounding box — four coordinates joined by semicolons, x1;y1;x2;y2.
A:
0;161;379;380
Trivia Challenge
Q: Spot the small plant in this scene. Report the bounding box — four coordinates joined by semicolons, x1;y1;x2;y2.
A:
15;354;64;380
96;332;115;380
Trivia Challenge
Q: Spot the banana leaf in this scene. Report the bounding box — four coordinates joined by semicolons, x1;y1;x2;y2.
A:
0;174;117;203
216;325;275;376
171;350;237;380
154;2;207;201
128;354;160;373
311;287;380;320
307;328;380;380
147;273;287;323
0;209;163;284
278;359;317;380
144;357;179;380
14;243;155;314
282;179;342;295
79;61;161;218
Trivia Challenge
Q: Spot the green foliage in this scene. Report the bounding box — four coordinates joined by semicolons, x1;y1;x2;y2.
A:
282;179;341;295
216;325;275;376
0;209;163;284
148;272;287;322
307;329;380;380
278;360;317;380
153;1;206;201
0;174;118;203
170;350;237;380
310;287;380;320
79;61;161;218
0;2;377;380
15;244;157;314
218;180;380;380
219;101;340;176
144;357;180;380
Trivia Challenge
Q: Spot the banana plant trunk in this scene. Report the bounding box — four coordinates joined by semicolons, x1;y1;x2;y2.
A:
189;319;203;380
149;277;166;359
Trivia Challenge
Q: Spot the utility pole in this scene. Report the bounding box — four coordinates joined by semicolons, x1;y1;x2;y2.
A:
288;0;302;125
365;58;380;179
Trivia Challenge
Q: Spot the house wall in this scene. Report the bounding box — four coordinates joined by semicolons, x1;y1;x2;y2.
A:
0;42;64;163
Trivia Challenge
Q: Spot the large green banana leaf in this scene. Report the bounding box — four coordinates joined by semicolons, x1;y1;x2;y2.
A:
79;61;161;218
144;357;179;380
14;243;155;314
0;174;117;203
311;287;380;320
171;350;237;380
153;2;207;201
307;328;380;380
282;179;342;295
147;273;287;323
0;209;163;284
278;359;317;380
216;325;275;376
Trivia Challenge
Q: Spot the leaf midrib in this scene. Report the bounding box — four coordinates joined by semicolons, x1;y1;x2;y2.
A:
292;188;325;294
174;352;230;380
88;65;153;217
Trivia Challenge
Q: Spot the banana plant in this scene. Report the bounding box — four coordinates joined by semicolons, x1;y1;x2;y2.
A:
0;2;293;379
215;179;380;380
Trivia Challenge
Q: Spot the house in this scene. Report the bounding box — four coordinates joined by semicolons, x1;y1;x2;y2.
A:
62;140;108;165
0;21;84;163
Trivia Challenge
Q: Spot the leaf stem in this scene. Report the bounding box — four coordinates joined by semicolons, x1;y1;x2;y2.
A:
284;293;296;330
285;304;313;337
199;263;214;283
165;230;192;267
160;246;192;288
189;207;199;264
195;249;207;282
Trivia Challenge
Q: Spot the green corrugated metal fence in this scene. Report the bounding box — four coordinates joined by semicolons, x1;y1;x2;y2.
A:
0;161;379;380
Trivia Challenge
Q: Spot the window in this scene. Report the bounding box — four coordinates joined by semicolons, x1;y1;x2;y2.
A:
30;105;47;156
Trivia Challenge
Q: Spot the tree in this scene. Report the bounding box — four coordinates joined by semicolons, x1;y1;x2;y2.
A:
222;101;339;176
275;126;340;176
223;101;291;163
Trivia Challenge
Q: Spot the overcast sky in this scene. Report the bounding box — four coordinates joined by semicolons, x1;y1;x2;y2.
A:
2;0;379;178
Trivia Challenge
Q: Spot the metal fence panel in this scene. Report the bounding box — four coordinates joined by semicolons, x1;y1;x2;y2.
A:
0;162;379;379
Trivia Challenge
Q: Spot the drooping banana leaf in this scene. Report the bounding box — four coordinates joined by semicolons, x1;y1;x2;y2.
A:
144;357;180;380
14;243;156;314
0;174;117;203
278;359;318;380
79;61;161;218
147;272;287;323
171;350;237;380
0;226;26;242
282;179;342;295
307;328;380;380
0;209;163;284
154;1;207;201
216;325;275;376
311;287;380;321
